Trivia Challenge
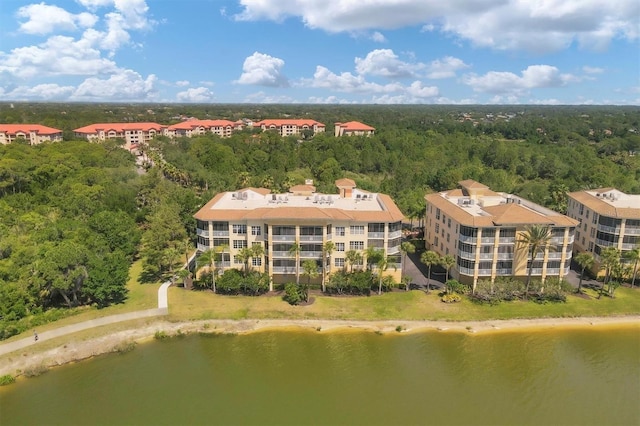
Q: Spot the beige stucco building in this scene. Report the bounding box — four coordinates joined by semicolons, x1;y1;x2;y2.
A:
194;179;404;289
74;122;166;151
425;180;578;288
251;119;326;137
0;124;63;145
567;188;640;274
165;119;243;138
334;121;375;137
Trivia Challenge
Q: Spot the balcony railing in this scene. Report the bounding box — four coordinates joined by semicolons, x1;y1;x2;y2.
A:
477;269;493;276
547;252;563;260
458;251;476;261
550;237;565;244
595;239;617;247
495;268;512;275
622;243;638;250
496;253;513;260
388;230;402;239
478;253;494;260
598;224;621;234
196;229;209;237
545;268;561;275
480;237;495;244
299;235;323;242
498;237;515;244
212;230;229;237
197;242;209;251
625;227;640;235
271;251;291;258
300;251;322;258
368;232;385;239
387;245;400;254
272;266;295;273
272;234;296;242
458;266;474;276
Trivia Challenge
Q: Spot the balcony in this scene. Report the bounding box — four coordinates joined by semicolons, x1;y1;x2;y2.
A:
550;237;565;244
300;251;322;258
272;266;295;273
368;232;385;239
498;237;515;244
495;268;512;275
478;253;494;260
388;230;402;239
212;230;229;237
598;224;621;234
196;228;209;237
458;266;475;276
272;234;296;242
458;251;476;261
197;242;209;251
387;245;400;255
477;269;493;276
547;252;563;260
496;253;513;260
625;227;640;235
622;243;638;250
458;235;477;243
299;235;323;242
480;237;495;244
545;268;561;275
595;238;617;247
271;251;291;258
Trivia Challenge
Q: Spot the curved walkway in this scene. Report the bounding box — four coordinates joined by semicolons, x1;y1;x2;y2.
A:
0;281;171;357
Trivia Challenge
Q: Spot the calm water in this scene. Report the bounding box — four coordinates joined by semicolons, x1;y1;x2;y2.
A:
1;327;639;426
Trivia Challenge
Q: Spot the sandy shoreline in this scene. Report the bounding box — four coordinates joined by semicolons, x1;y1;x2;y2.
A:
1;315;639;379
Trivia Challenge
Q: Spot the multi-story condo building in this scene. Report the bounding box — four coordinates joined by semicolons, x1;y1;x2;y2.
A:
0;124;63;145
166;119;243;138
567;188;640;274
425;180;578;289
73;122;166;151
334;121;375;137
194;178;404;289
251;119;326;137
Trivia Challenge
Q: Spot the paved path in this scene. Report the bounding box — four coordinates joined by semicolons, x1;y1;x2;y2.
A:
403;252;446;291
0;282;170;357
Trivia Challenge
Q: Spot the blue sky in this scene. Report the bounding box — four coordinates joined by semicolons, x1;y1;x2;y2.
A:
0;0;638;104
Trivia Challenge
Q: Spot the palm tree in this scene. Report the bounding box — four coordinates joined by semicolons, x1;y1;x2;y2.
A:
289;241;301;285
216;244;229;275
197;249;218;292
598;247;620;299
420;250;440;294
364;246;383;272
623;247;639;288
400;241;416;291
440;254;456;281
322;241;335;293
345;249;362;273
301;259;319;303
574;252;594;294
237;247;253;277
250;244;265;273
518;225;552;300
375;256;397;295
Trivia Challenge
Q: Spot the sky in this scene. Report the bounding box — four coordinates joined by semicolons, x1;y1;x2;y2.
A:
0;0;638;105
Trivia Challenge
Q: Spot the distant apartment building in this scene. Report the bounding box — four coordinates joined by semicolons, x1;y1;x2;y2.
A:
74;122;166;151
334;121;375;137
425;180;578;288
0;124;63;145
194;178;404;289
166;119;243;138
251;119;326;137
567;188;640;274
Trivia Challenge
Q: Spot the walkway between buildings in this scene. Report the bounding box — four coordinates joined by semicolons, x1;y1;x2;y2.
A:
0;281;171;357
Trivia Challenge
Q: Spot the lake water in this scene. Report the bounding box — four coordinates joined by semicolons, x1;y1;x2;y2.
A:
1;327;639;425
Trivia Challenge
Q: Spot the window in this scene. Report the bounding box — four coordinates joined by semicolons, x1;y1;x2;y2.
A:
232;224;247;234
590;228;595;238
579;204;584;215
436;208;441;220
349;241;364;250
334;258;345;267
442;214;446;224
447;218;451;228
213;238;229;247
446;233;450;242
592;214;598;224
252;241;261;247
368;223;385;233
435;223;440;233
350;225;365;235
336;226;345;236
586;210;590;219
252;257;262;267
233;240;247;249
251;226;261;236
336;242;345;252
233;255;243;265
434;236;439;247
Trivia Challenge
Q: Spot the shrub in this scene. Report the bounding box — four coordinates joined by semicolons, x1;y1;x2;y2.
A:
0;374;16;386
114;341;137;353
23;364;48;378
154;330;168;340
283;283;302;305
441;294;461;303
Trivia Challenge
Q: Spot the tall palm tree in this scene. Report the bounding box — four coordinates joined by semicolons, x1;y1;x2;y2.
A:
623;247;640;288
197;249;219;292
237;247;253;277
322;241;335;293
289;241;301;285
400;241;416;291
574;252;594;294
301;259;318;303
420;250;440;294
364;246;383;272
440;254;456;281
250;244;265;273
518;225;552;300
598;247;620;299
345;249;362;273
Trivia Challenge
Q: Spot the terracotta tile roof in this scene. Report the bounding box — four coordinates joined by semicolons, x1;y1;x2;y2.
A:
253;119;325;127
289;184;316;192
335;121;375;131
0;124;62;135
482;204;554;225
458;179;489;189
568;190;640;219
74;122;165;133
335;178;356;188
167;119;238;130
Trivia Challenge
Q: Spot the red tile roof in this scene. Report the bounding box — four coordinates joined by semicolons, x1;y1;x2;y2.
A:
168;119;238;131
74;122;165;133
335;121;375;131
253;119;325;127
0;124;62;135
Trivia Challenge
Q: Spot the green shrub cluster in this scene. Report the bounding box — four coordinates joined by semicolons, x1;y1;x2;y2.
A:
0;374;16;386
213;269;270;296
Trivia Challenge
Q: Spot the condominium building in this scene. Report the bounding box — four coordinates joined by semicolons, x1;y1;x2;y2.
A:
166;119;243;138
334;121;375;137
0;124;63;145
567;188;640;273
194;178;404;289
74;122;166;151
251;119;326;137
425;180;578;288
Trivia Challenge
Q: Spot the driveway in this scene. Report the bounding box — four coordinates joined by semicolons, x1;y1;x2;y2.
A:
403;251;446;291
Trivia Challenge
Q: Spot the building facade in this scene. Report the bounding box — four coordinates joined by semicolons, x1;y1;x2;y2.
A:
334;121;375;137
74;122;166;151
166;119;243;138
194;179;404;289
567;188;640;274
0;124;63;145
425;180;578;288
252;119;326;137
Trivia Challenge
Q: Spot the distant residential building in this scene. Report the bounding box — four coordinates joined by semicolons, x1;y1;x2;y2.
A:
0;124;63;145
334;121;375;137
567;188;640;274
425;180;578;288
252;119;325;137
194;178;404;289
74;122;166;151
166;119;243;138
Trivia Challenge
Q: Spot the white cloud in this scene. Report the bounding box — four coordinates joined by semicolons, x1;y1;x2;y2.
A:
243;91;297;103
176;87;215;102
176;80;190;87
354;49;422;79
583;66;604;74
236;52;289;87
5;83;76;100
235;0;639;53
463;65;577;95
426;56;469;79
72;69;157;101
307;95;357;104
370;31;386;43
17;3;97;35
